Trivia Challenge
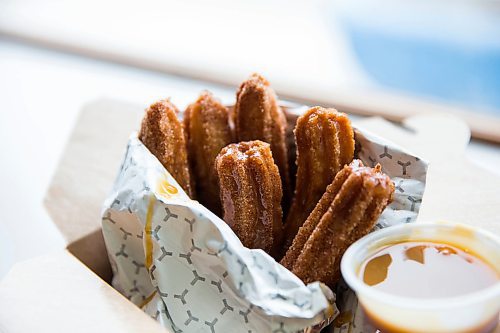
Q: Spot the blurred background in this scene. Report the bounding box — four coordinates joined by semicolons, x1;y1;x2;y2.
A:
1;0;499;277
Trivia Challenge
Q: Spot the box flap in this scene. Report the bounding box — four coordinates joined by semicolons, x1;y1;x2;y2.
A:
66;228;113;282
355;114;500;234
0;250;168;332
44;99;143;245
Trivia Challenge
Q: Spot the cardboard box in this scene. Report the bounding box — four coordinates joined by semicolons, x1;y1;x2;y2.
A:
0;100;167;332
1;99;498;332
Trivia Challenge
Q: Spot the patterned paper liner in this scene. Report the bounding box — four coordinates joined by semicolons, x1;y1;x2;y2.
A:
101;107;427;333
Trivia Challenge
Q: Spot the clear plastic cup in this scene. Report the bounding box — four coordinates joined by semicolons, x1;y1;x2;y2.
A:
341;222;500;333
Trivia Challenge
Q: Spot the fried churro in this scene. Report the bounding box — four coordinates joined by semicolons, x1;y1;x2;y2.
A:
281;160;394;286
184;91;232;215
139;99;195;198
216;141;283;257
283;106;354;250
234;74;290;202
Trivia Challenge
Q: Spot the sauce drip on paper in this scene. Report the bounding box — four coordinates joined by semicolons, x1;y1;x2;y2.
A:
157;176;179;198
360;241;498;298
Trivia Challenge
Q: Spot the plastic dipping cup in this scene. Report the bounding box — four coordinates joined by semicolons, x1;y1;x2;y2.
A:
341;222;500;333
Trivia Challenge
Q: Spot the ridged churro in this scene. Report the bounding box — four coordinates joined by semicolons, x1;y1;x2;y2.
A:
281;160;394;286
216;141;283;257
234;74;290;201
139;99;195;198
184;91;232;215
283;107;354;250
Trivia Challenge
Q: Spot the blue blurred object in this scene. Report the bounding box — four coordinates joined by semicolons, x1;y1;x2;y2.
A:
330;0;500;113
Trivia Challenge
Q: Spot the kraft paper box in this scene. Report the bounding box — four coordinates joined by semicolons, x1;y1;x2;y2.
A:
1;98;498;333
101;103;427;333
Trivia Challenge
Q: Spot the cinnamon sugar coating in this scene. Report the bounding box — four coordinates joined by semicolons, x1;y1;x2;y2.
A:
139;99;195;198
281;160;394;287
216;141;283;258
185;91;232;215
234;74;290;203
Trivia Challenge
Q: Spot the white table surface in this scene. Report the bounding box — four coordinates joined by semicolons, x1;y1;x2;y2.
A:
1;38;499;278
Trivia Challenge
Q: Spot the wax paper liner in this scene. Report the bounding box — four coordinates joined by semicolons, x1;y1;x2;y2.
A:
101;108;427;333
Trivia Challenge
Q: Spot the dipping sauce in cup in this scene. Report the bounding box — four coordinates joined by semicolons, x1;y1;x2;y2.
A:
341;222;500;333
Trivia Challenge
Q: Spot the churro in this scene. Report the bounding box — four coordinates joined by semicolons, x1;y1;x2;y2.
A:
234;74;290;201
184;91;232;215
281;160;394;286
139;99;195;198
216;141;283;257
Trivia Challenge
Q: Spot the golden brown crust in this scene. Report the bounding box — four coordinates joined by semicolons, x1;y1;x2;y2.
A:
283;106;355;251
234;74;290;203
184;91;232;215
216;141;283;258
280;160;394;287
139;99;195;198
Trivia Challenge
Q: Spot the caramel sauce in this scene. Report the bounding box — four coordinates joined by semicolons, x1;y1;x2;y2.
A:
360;241;498;298
332;310;353;328
363;253;392;286
157;176;179;198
